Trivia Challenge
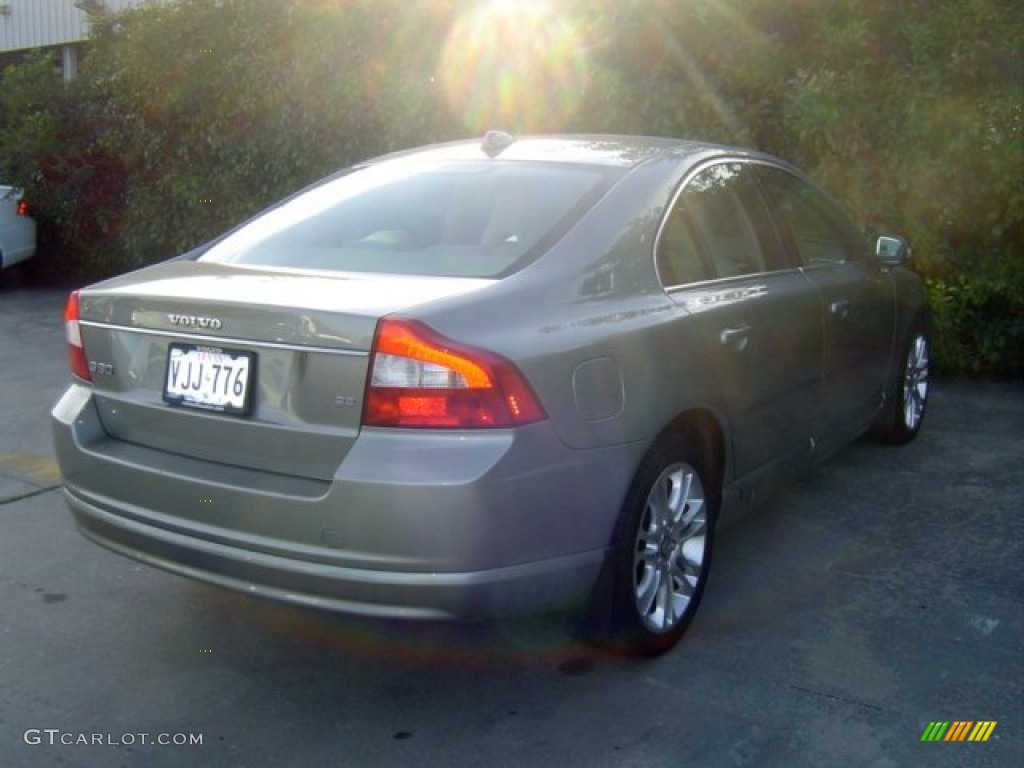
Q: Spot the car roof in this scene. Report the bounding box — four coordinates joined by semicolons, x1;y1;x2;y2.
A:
365;133;753;170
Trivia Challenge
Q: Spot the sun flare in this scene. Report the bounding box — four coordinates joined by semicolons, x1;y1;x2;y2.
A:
438;0;589;133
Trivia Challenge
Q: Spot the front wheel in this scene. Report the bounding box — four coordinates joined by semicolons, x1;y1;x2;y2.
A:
602;435;717;656
871;326;930;444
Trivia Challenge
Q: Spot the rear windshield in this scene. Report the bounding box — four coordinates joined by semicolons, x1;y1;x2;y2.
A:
201;160;616;278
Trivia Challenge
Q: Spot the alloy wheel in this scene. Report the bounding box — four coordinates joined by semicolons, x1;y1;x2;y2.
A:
632;462;708;633
902;333;930;432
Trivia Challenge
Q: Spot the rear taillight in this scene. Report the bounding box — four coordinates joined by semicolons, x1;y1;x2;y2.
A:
16;199;29;217
363;318;545;428
64;291;92;382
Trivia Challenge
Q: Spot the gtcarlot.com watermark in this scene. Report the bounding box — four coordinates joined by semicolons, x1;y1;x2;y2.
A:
24;729;203;747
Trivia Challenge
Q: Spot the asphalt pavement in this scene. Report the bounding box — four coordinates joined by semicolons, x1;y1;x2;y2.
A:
1;284;1021;767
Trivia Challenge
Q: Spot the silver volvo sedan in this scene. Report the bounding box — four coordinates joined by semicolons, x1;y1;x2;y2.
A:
52;134;930;655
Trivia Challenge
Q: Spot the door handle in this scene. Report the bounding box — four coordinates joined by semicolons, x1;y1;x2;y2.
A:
719;325;751;351
829;299;850;319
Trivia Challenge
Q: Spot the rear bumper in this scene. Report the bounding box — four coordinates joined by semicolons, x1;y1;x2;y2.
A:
0;216;37;268
65;486;604;619
53;383;642;620
0;236;36;268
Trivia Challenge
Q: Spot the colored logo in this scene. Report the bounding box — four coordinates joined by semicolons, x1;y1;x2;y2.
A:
921;721;997;742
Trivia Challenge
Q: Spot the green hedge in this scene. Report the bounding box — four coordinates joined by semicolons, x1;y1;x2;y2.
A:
1;0;1020;376
928;272;1024;378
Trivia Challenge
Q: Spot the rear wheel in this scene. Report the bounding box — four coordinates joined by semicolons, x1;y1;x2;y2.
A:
872;326;930;444
602;435;717;656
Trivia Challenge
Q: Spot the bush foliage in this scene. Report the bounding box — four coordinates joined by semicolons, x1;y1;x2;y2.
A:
0;0;1020;375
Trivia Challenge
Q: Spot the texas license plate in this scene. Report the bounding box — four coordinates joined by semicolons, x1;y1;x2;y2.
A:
163;344;255;415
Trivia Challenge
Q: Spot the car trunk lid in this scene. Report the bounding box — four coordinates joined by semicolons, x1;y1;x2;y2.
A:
76;261;491;480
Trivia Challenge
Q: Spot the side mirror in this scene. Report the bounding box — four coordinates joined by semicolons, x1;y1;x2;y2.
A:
875;235;910;267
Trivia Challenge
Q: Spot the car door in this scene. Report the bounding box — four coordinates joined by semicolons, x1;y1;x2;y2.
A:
752;165;895;443
656;161;823;482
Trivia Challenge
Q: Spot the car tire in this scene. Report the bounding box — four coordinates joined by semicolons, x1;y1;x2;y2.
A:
599;434;717;656
871;325;930;445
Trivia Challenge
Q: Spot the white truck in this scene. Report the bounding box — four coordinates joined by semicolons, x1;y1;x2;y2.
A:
0;185;37;269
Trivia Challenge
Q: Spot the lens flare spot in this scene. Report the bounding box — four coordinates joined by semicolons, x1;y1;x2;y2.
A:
439;0;589;133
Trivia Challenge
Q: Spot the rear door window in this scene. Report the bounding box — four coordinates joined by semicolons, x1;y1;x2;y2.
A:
687;164;766;278
657;162;782;287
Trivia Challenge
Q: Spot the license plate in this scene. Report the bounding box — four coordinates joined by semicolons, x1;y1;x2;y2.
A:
163;344;255;416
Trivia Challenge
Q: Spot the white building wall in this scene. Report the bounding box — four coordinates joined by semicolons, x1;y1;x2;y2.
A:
0;0;85;51
0;0;155;53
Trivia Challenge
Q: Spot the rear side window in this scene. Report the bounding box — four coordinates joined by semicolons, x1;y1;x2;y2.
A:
754;166;867;266
202;160;613;278
656;203;711;286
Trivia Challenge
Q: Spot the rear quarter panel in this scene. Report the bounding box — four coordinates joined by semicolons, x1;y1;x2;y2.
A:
405;157;731;456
